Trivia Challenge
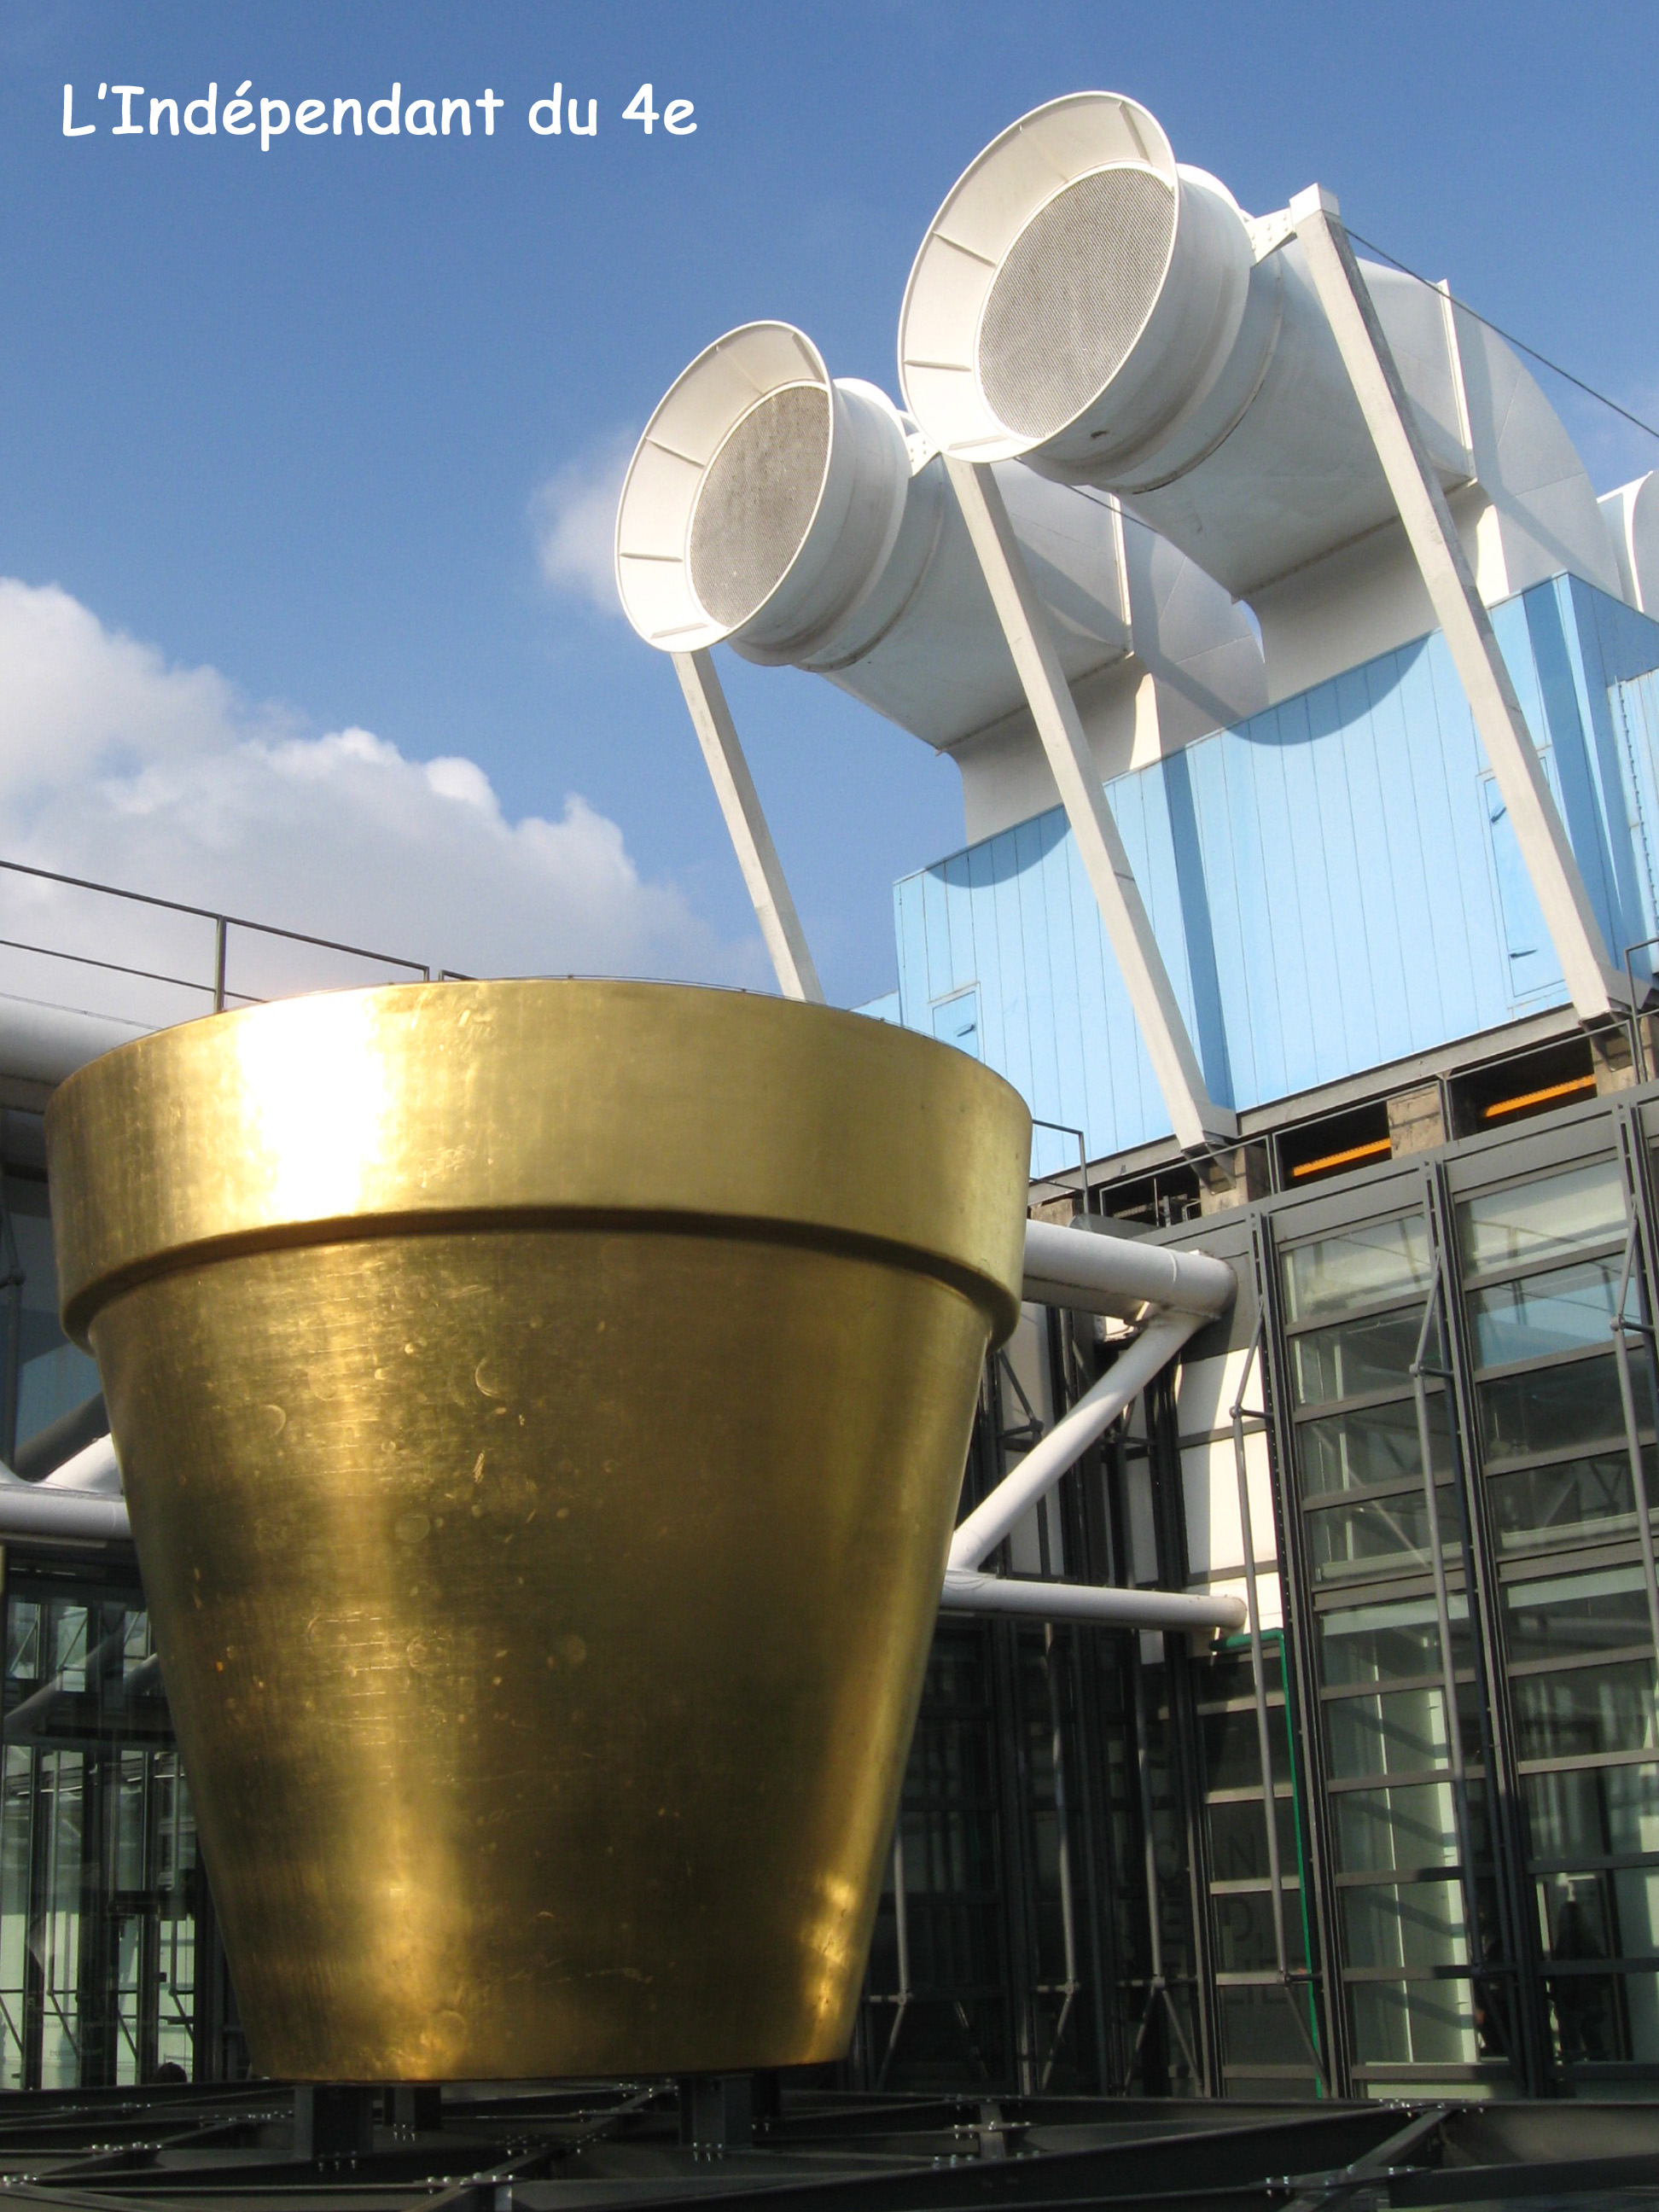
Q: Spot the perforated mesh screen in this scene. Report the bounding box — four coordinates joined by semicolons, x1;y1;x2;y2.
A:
688;385;831;628
977;167;1175;440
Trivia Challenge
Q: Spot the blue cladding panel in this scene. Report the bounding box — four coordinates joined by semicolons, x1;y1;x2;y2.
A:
890;577;1659;1161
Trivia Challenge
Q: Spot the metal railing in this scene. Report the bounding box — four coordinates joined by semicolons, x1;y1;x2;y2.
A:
1031;1117;1092;1212
0;858;428;1017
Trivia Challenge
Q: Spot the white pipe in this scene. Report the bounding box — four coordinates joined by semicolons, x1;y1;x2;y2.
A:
0;1481;129;1542
941;1567;1244;1633
950;1307;1199;1572
614;322;1264;758
0;1433;129;1541
40;1432;121;1494
1022;1215;1234;1319
0;993;152;1093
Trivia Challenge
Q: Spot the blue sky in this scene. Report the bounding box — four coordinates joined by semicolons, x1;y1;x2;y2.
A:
3;0;1656;1005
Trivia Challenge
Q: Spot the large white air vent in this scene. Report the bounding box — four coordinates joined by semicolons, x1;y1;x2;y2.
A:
614;323;910;661
898;91;1621;614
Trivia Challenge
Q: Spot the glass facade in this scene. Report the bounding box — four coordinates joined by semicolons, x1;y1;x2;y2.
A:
0;1561;210;2087
855;1082;1659;2100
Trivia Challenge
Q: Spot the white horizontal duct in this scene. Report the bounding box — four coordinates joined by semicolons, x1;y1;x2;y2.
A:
0;995;153;1096
899;94;1623;649
1022;1214;1234;1321
0;1433;127;1542
941;1569;1244;1633
614;321;1265;760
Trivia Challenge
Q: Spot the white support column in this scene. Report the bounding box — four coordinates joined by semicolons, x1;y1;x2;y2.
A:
1291;187;1627;1022
672;648;825;1005
945;457;1236;1150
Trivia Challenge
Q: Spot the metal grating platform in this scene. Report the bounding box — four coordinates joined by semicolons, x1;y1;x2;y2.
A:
0;2085;1652;2212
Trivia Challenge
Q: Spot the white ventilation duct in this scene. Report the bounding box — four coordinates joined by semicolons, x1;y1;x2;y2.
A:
1601;474;1659;615
615;321;1265;777
899;94;1622;639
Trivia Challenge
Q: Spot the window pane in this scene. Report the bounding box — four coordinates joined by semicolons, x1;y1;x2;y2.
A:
5;1202;100;1457
1327;1685;1458;1781
1218;1983;1323;2071
1282;1215;1431;1325
1291;1308;1435;1408
1458;1159;1625;1277
1348;1976;1480;2069
1469;1257;1639;1368
1343;1877;1469;1972
1504;1566;1656;1664
1333;1779;1488;1877
1538;1867;1659;1964
1213;1885;1307;1971
1488;1452;1656;1556
1524;1763;1659;1860
1318;1593;1471;1690
1478;1351;1643;1464
1299;1395;1452;1500
1208;1793;1300;1881
1307;1484;1463;1586
1545;1968;1659;2065
1202;1703;1292;1792
1511;1659;1659;1762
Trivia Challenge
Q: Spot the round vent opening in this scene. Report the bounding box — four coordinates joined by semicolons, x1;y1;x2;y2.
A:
688;383;832;630
976;166;1176;442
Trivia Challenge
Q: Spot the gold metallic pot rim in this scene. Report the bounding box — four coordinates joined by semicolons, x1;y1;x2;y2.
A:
47;978;1031;1345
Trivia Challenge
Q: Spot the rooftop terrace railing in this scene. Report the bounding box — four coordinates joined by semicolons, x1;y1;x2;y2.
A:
0;859;430;1088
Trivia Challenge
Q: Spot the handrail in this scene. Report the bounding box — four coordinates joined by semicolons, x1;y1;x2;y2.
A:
0;858;429;986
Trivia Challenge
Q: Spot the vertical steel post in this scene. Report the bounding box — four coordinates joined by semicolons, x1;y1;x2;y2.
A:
875;1825;911;2089
1039;1623;1080;2088
212;917;228;1015
1408;1275;1484;1967
1231;1325;1289;1978
1610;1216;1659;1670
1231;1324;1329;2089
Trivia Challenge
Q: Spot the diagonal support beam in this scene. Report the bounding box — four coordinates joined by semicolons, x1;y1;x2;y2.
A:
1291;186;1627;1022
945;457;1236;1149
672;648;824;1005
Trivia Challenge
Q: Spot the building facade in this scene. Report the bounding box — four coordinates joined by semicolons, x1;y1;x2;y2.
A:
3;571;1659;2101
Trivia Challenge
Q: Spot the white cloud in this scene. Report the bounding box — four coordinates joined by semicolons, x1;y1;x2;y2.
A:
531;428;637;615
0;578;766;1012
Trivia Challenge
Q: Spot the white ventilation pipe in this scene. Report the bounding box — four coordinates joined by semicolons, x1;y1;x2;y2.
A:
1022;1214;1234;1321
0;1433;127;1542
941;1569;1243;1632
615;321;1262;755
899;93;1620;608
0;995;153;1095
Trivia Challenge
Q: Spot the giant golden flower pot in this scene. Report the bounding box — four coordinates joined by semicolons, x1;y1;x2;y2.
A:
45;981;1028;2081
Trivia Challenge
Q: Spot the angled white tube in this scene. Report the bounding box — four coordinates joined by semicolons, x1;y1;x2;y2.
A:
941;1568;1244;1633
950;1308;1198;1572
40;1433;121;1494
1022;1216;1234;1319
0;1433;129;1541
